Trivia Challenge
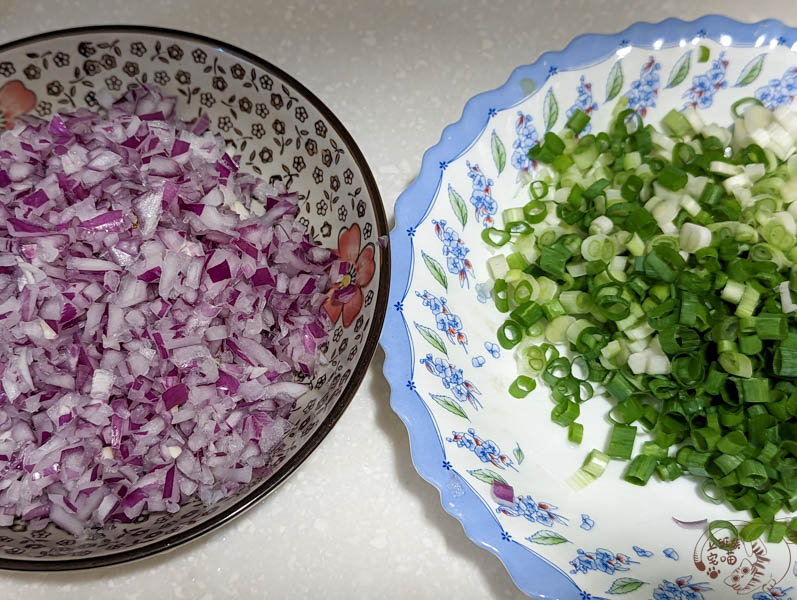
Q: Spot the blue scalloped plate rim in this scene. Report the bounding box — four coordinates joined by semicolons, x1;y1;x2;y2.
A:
381;15;797;600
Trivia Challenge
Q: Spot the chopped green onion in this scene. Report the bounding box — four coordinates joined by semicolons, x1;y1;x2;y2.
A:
483;98;797;543
482;227;511;248
624;454;658;486
551;399;580;426
607;424;637;459
523;200;547;224
700;480;725;505
510;301;544;327
568;422;584;444
737;378;769;403
755;313;787;340
735;284;761;318
544;131;565;155
741;519;767;542
566;109;591;134
539;244;571;278
775;347;797;377
509;376;536;398
493;279;509;312
656;458;683;481
719;352;753;378
731;97;764;118
661;109;693;138
567;449;610;490
707;520;740;551
768;521;788;543
738;459;768;487
713;453;744;476
658;164;688;191
717;430;747;454
529;180;549;200
542;299;567;321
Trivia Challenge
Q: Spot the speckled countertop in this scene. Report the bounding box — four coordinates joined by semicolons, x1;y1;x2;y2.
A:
0;1;793;598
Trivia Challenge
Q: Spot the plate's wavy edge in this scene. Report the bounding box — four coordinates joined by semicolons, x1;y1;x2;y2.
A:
381;15;795;600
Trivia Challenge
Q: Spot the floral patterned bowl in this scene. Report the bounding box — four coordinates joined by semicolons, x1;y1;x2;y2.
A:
384;16;797;600
0;26;388;569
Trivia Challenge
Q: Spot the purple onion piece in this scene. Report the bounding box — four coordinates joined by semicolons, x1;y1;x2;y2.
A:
491;480;515;508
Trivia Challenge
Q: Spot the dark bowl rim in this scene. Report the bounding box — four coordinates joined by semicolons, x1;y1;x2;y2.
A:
0;24;390;572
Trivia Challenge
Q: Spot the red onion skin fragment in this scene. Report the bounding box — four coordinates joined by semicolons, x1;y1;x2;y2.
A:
672;517;709;529
0;85;343;534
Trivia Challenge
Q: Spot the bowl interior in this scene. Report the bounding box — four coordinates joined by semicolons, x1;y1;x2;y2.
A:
386;19;797;600
0;26;387;568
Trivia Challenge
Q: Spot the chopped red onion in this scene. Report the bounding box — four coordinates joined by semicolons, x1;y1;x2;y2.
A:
0;85;339;534
206;260;231;283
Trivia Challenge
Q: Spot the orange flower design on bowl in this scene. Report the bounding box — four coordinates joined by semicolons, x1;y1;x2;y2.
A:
0;80;35;130
324;223;375;327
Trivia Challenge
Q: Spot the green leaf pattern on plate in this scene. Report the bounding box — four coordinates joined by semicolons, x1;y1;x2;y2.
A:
513;444;525;465
421;251;448;290
665;50;692;88
526;530;569;545
414;322;447;355
491;130;506;175
543;87;558;131
448;184;467;229
605;61;624;102
430;393;469;420
734;53;766;87
607;577;646;594
468;468;507;485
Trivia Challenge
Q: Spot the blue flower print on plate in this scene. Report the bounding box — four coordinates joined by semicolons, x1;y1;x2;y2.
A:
416;290;468;351
663;547;679;561
497;493;568;527
683;51;728;109
626;56;661;116
753;586;794;600
432;219;475;288
510;112;540;176
570;548;637;576
756;66;797;110
466;161;497;227
474;281;492;304
384;16;797;600
484;341;500;359
447;428;517;470
420;354;482;409
653;576;711;600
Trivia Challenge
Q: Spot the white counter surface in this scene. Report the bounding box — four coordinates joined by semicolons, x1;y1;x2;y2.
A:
0;1;794;598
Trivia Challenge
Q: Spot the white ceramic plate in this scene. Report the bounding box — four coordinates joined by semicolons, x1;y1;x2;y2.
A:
384;16;797;600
